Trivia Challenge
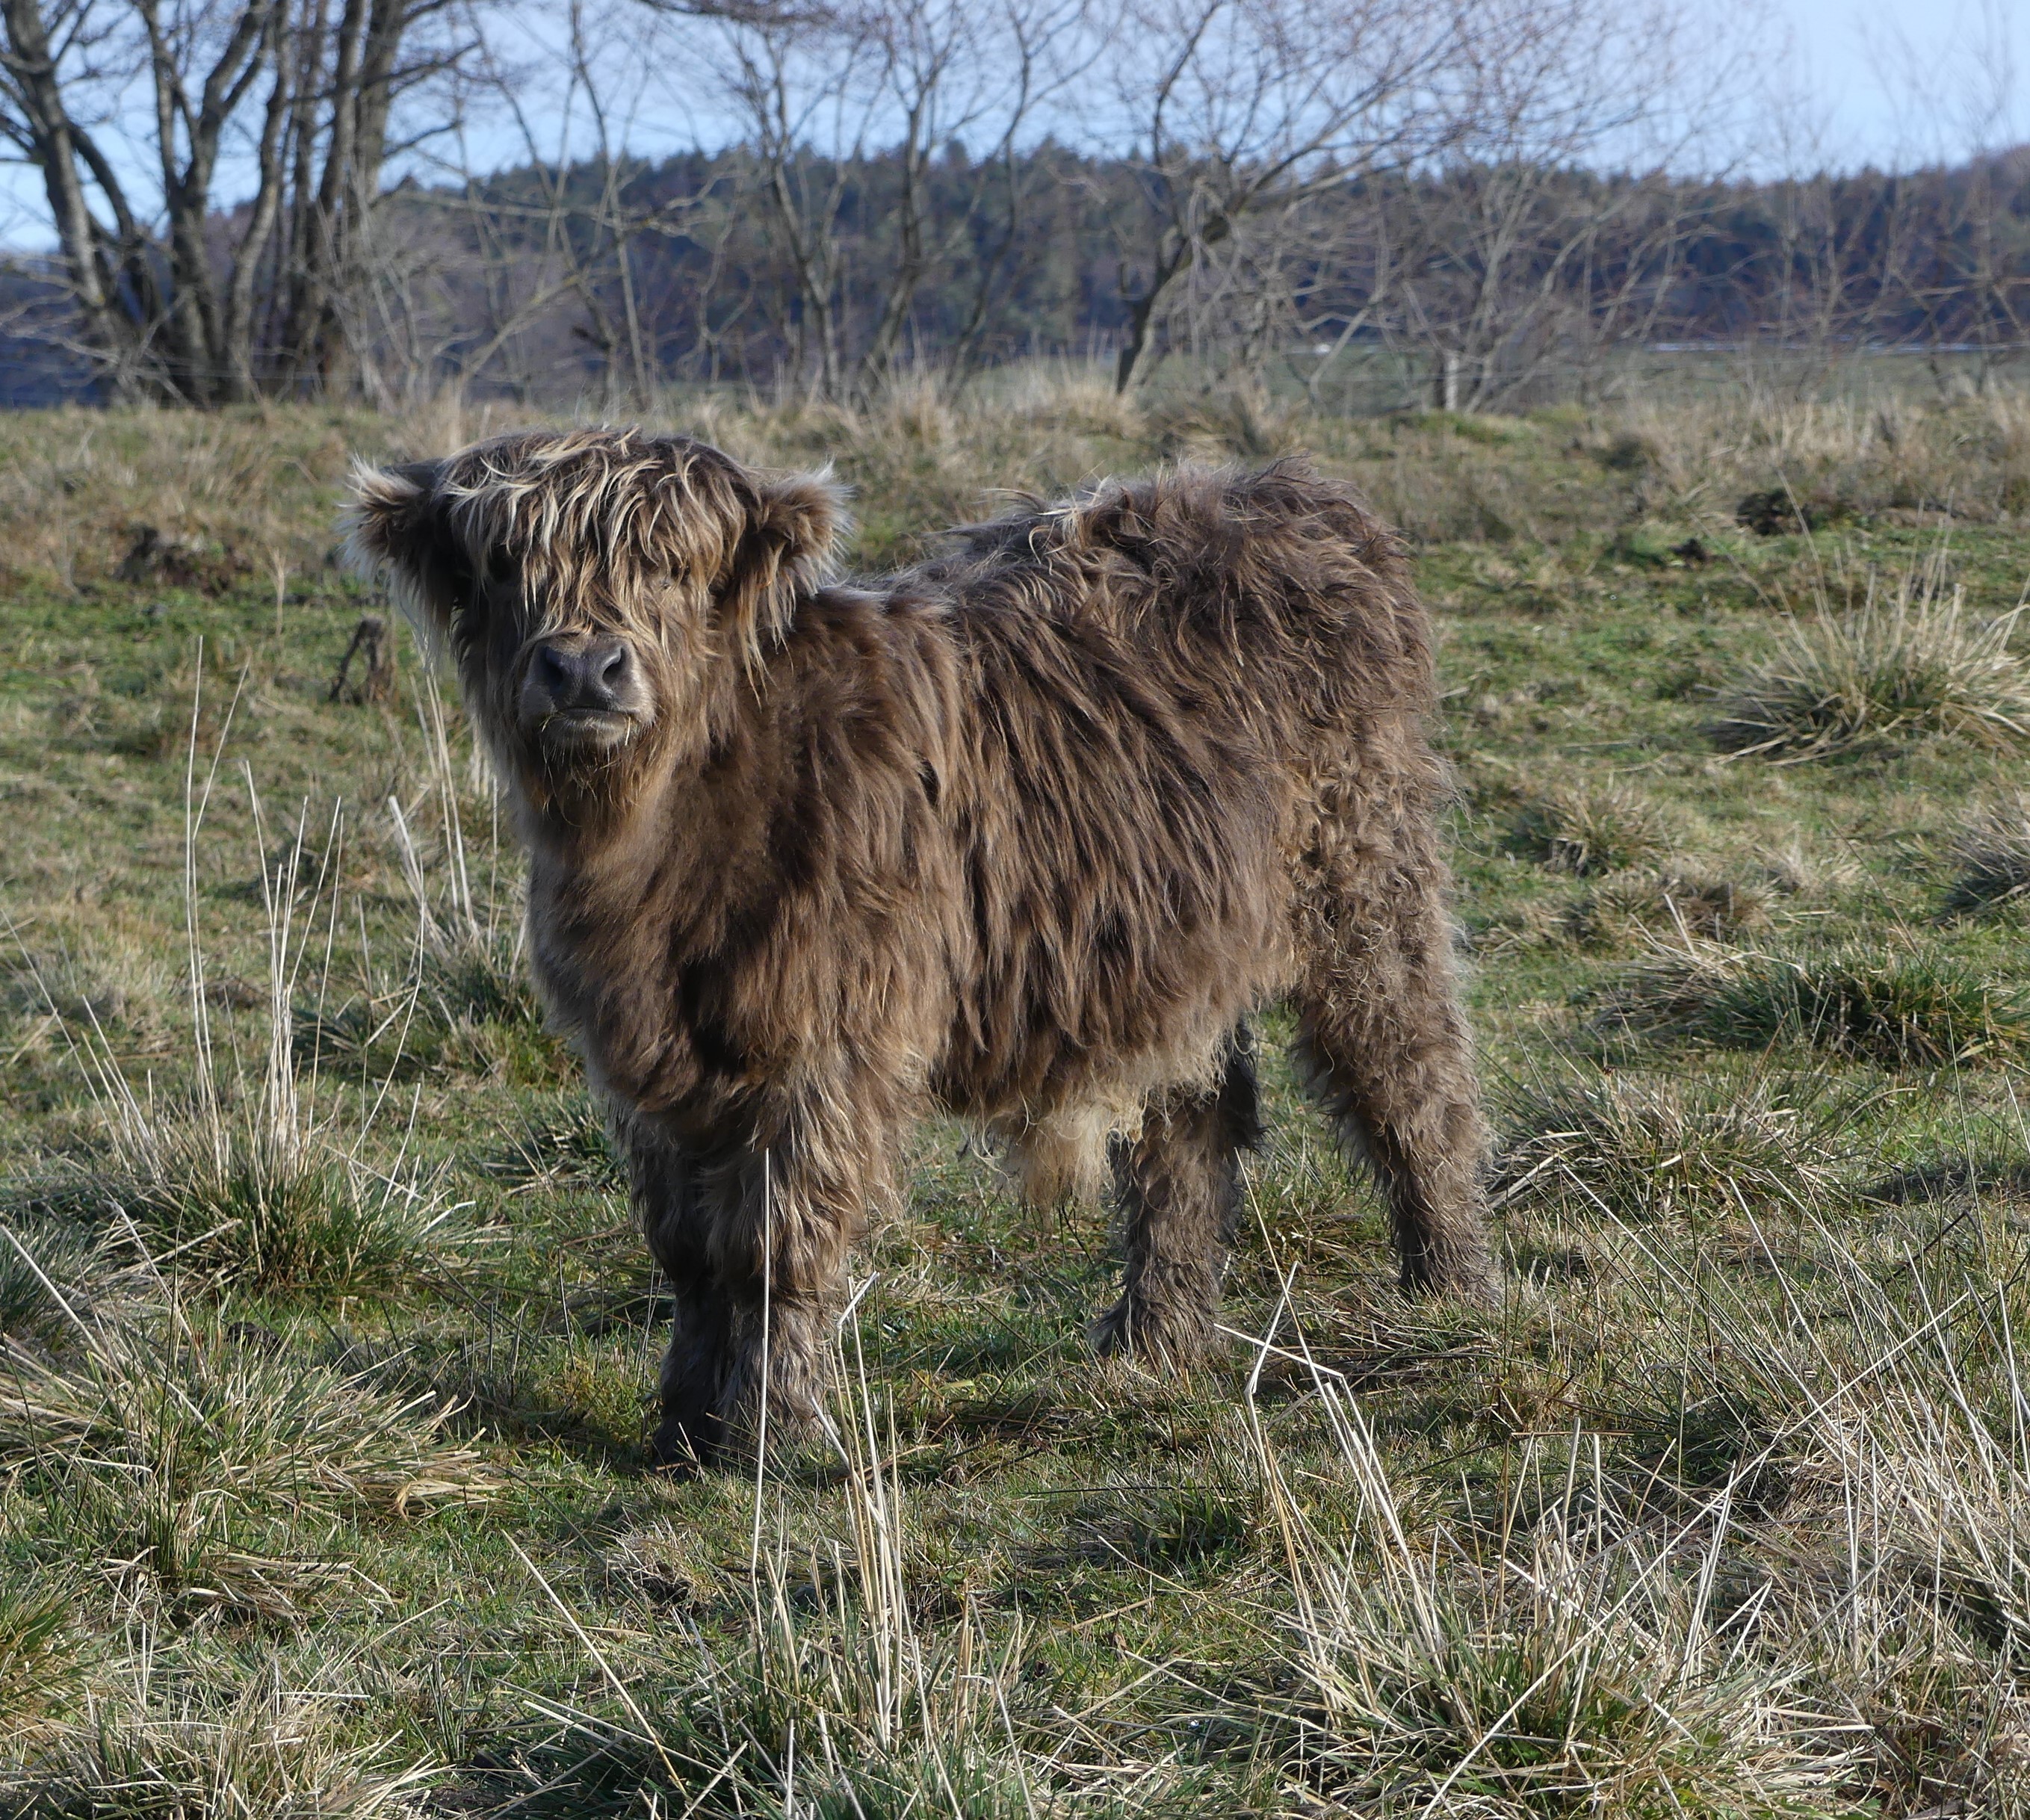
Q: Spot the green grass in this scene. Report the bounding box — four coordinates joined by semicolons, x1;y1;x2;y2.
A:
3;375;2030;1815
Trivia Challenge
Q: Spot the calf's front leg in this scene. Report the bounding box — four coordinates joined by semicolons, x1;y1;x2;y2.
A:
628;1106;885;1468
625;1130;728;1468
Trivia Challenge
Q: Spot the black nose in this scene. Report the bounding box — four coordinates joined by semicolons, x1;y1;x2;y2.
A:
530;635;634;713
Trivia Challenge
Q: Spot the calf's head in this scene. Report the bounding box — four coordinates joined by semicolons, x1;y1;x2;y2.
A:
342;428;841;807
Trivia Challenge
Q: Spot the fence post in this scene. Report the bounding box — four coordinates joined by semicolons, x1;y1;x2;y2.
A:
1435;349;1461;412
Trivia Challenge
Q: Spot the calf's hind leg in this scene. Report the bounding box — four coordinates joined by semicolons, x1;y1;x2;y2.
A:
1092;1027;1263;1365
1294;781;1494;1298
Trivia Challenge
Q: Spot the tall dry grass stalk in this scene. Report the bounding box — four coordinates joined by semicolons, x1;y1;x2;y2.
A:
388;673;518;994
511;1299;1074;1816
374;675;544;1077
24;659;466;1291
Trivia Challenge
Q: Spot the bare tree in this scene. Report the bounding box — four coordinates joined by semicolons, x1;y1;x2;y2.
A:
1373;0;1730;410
468;0;746;404
1871;0;2027;394
1098;0;1476;393
1;0;279;399
271;0;464;394
852;0;1082;390
0;0;466;401
706;0;1080;400
1918;152;2030;394
713;10;873;397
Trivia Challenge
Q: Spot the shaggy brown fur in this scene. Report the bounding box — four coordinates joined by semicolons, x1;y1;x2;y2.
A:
343;428;1492;1465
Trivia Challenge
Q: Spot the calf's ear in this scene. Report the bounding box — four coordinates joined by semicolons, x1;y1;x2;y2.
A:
716;468;846;668
340;459;464;653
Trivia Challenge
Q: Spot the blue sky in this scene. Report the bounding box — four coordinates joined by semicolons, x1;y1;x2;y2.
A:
0;0;2021;254
1762;0;2026;170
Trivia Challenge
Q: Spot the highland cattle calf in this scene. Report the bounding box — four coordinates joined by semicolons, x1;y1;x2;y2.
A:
344;429;1492;1466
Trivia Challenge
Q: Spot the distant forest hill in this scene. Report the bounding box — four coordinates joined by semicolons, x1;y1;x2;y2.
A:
5;142;2029;411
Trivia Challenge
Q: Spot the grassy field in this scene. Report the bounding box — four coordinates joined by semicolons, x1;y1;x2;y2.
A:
3;371;2030;1816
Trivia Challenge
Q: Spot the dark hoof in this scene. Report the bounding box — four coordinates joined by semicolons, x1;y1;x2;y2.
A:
1400;1251;1500;1304
649;1413;721;1475
1090;1295;1216;1367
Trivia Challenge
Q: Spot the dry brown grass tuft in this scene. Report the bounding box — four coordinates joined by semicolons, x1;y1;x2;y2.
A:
2;1658;445;1817
1508;781;1676;876
1595;937;2030;1068
1146;378;1308;461
1946;792;2030;913
1712;554;2030;760
1610;387;2030;527
1566;866;1778;946
1493;1068;1852;1222
0;1304;491;1624
1237;1375;1858;1813
1752;838;1863;898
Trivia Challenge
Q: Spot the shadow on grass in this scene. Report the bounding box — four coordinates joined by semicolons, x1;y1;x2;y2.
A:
1864;1155;2030;1205
335;1332;652;1467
